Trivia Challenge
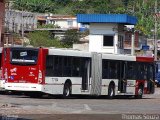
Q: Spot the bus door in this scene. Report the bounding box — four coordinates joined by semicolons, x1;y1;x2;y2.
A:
118;61;127;93
147;64;155;94
81;58;90;90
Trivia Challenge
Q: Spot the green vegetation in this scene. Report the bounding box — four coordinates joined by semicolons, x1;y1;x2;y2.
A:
12;0;160;38
27;30;87;48
12;0;160;47
62;29;80;48
13;0;55;13
27;31;63;47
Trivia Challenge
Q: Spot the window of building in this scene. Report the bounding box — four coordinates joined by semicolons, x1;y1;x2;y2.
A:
67;20;73;27
118;35;124;49
103;35;114;46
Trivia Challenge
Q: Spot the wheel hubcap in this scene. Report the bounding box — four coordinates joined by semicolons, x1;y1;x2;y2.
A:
110;88;113;96
138;89;142;95
66;88;70;96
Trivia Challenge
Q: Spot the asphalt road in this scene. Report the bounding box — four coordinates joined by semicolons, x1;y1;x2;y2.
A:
0;88;160;120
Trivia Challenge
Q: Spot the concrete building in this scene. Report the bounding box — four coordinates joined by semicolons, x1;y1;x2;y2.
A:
4;12;88;46
37;14;78;29
5;10;37;33
0;0;5;46
37;14;88;40
4;10;37;46
77;14;137;54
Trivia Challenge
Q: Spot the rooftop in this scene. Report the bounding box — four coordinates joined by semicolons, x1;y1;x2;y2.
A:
77;14;137;25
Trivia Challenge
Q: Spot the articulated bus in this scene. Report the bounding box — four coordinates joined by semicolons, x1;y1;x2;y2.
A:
4;47;155;98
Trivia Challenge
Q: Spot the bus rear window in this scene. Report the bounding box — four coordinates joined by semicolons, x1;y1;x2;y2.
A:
10;49;39;65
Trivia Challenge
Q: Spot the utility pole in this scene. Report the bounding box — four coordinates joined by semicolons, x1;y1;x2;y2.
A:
131;31;135;56
154;0;158;61
21;8;24;46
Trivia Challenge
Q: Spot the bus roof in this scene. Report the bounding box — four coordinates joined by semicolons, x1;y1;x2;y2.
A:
48;48;92;57
6;47;154;63
136;56;154;62
48;48;137;61
102;54;136;61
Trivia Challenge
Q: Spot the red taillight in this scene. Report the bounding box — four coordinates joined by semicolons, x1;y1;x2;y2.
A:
38;70;42;84
4;68;8;80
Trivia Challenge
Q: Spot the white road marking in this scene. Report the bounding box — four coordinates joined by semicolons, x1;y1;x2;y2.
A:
52;103;57;108
84;104;92;111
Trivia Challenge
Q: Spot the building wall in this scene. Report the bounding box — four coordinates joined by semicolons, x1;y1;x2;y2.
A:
89;35;104;52
0;0;5;46
90;23;116;35
54;18;78;29
89;23;121;53
5;10;37;33
44;15;78;29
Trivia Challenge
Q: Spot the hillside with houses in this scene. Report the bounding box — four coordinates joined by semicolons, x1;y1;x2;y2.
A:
0;0;160;58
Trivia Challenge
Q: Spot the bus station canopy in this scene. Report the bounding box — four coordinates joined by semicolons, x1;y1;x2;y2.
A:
77;14;137;25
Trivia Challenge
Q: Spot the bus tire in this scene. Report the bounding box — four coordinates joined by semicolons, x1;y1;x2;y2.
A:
63;82;71;98
135;86;143;99
108;84;115;99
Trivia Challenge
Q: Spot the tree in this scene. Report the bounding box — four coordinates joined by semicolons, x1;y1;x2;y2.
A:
13;0;55;13
62;29;80;48
131;0;155;37
27;30;63;47
12;0;160;39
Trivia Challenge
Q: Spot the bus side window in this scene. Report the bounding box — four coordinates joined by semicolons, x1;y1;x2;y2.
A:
63;56;72;77
137;63;147;80
46;55;54;76
109;61;117;79
54;56;63;77
137;64;142;79
72;57;81;77
102;60;109;79
126;62;136;79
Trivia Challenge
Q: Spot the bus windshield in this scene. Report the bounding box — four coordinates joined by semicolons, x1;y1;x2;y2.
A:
10;48;39;65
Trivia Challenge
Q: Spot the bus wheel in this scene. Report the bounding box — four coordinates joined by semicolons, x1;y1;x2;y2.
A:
63;83;71;98
108;84;115;99
135;86;143;99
